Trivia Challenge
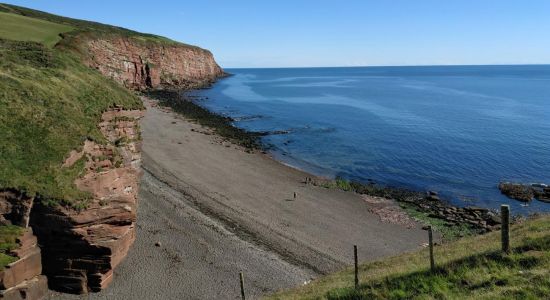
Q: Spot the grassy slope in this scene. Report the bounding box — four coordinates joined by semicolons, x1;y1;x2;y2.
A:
0;3;197;48
269;216;550;300
0;6;147;205
0;11;73;47
0;3;217;208
0;39;142;204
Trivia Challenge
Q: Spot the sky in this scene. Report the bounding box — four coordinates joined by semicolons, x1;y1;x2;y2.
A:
4;0;550;68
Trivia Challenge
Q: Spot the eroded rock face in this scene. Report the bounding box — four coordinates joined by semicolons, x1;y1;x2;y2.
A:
85;37;225;90
0;228;46;300
0;275;47;300
30;109;143;294
0;190;34;228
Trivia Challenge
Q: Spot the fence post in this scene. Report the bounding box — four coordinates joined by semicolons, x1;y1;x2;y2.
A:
239;272;246;300
501;205;510;254
428;226;435;271
354;245;359;289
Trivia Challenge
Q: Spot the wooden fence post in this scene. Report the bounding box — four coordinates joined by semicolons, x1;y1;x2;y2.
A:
239;272;246;300
428;226;435;271
354;245;359;289
501;205;510;254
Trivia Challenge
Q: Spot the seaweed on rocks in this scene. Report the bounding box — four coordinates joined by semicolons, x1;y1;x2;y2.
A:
144;89;266;150
498;182;534;202
312;178;502;238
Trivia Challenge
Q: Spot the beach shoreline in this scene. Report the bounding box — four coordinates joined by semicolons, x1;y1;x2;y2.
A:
147;88;504;237
50;95;433;299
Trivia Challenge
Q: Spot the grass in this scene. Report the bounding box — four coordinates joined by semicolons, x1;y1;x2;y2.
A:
0;4;206;208
267;215;550;300
0;225;24;270
0;3;215;209
0;3;196;48
0;11;73;47
0;38;142;205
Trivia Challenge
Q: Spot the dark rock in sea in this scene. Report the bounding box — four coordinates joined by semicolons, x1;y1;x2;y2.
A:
270;130;292;135
498;182;534;202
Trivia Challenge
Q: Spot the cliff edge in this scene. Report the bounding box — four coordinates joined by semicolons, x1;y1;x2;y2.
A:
85;36;224;90
0;3;225;297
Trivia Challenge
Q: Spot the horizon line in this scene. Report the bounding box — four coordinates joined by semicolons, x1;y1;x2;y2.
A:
223;63;550;70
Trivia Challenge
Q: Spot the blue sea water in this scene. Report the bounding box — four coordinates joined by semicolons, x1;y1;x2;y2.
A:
190;65;550;213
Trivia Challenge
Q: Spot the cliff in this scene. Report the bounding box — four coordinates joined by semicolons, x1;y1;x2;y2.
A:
0;108;143;295
84;36;224;90
0;3;225;297
30;108;143;294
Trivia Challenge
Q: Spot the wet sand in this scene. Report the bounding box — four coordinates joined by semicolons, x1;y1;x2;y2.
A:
51;98;428;299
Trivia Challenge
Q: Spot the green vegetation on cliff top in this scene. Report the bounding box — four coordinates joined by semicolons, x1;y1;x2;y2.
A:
0;3;199;48
0;11;73;47
0;5;146;205
269;215;550;300
0;3;216;207
0;39;142;203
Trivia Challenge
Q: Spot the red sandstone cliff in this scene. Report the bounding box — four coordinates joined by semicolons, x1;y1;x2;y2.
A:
84;36;225;90
30;109;143;294
0;32;224;297
30;35;224;294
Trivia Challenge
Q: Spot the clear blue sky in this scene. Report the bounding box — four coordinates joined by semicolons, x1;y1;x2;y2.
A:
4;0;550;68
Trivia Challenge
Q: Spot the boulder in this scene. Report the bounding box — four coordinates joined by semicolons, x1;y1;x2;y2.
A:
465;206;489;213
427;195;440;201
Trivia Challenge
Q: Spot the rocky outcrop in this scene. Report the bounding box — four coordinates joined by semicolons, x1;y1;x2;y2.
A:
0;276;47;300
498;182;534;202
0;190;34;228
84;37;225;90
0;191;47;300
311;179;502;234
498;182;550;203
30;109;143;294
0;227;47;300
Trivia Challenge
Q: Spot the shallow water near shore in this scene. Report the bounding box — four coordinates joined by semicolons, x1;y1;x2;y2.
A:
189;65;550;214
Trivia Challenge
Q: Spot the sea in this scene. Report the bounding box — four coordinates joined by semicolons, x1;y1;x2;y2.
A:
188;65;550;214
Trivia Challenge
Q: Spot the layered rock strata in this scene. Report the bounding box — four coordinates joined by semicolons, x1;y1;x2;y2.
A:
84;37;224;90
30;109;143;294
0;190;47;300
0;228;47;300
